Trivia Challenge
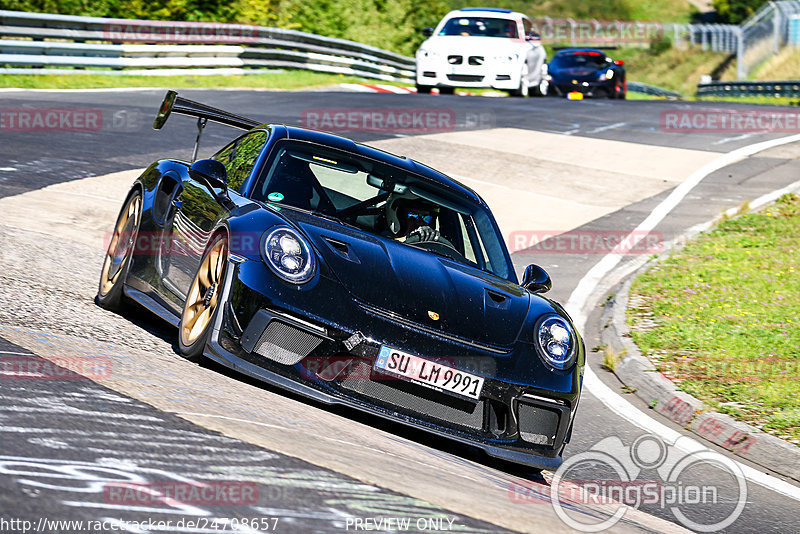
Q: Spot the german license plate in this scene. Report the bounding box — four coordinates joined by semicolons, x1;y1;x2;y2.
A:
374;346;484;400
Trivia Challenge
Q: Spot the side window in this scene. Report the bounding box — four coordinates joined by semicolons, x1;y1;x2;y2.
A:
213;131;268;192
523;18;532;36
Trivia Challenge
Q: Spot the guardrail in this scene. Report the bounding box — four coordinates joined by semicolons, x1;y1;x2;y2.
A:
627;81;682;98
697;80;800;97
0;10;416;82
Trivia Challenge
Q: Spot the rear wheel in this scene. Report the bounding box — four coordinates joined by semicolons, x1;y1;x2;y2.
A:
178;234;228;360
531;77;549;97
97;190;141;311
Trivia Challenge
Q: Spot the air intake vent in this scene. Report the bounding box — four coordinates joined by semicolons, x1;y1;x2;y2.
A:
253;321;323;365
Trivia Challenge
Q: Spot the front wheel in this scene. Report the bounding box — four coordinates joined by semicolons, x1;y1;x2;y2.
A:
178;234;228;360
438;86;455;95
416;84;432;94
97;190;141;311
510;65;530;97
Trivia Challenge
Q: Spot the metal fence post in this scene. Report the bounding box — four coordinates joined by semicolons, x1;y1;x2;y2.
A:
736;26;746;79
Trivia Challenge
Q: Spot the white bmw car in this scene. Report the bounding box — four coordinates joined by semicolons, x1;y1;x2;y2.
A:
415;8;548;97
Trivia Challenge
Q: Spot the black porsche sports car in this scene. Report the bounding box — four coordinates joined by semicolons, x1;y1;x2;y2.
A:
547;48;626;99
97;91;584;469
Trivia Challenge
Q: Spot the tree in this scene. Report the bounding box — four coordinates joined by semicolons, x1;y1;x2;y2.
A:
712;0;768;24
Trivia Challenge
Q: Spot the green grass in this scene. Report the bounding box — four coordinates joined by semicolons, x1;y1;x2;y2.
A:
627;193;800;445
0;70;377;90
750;48;800;80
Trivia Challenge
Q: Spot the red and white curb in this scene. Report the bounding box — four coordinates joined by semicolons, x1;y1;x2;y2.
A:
338;83;507;97
339;83;417;94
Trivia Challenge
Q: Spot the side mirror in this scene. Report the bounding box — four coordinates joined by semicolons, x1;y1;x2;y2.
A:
189;159;227;190
614;60;624;66
526;31;540;41
422;27;434;37
522;264;552;294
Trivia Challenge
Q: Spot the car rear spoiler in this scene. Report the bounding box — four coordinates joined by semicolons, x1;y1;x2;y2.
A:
153;90;261;161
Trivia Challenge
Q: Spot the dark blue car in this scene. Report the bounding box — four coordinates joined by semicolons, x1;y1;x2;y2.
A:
548;48;626;98
97;91;585;469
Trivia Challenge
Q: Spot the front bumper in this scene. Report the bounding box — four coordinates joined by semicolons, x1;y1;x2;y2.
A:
416;59;521;90
205;257;583;469
551;78;615;97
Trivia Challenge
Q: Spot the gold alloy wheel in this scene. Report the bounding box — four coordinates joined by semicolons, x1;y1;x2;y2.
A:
180;237;227;347
99;194;141;296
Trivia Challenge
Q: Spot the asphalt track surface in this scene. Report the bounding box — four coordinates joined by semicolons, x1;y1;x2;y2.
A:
1;88;799;533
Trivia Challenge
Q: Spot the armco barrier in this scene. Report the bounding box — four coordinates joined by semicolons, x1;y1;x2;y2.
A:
697;80;800;97
0;10;415;82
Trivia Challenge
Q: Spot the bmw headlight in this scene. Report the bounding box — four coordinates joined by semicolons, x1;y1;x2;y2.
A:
535;315;577;370
601;69;614;80
264;227;315;283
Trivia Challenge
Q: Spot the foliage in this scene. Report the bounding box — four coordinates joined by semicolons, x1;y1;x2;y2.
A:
712;0;768;24
0;0;698;55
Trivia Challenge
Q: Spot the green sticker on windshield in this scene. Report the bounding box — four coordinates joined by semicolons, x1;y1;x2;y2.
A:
267;192;284;202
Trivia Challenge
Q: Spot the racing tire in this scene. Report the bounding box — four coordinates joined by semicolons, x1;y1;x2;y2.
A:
416;84;432;94
178;233;228;361
531;78;549;97
97;190;141;312
510;65;530;97
438;87;455;95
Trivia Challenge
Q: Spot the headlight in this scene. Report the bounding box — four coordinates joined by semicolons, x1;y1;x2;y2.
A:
418;48;437;58
601;69;614;80
264;227;315;283
535;315;577;370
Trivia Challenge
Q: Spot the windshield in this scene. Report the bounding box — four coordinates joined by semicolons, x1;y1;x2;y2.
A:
550;52;610;70
251;141;511;280
439;17;518;38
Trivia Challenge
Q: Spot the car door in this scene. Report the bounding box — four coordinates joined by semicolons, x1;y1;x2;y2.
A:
162;130;269;302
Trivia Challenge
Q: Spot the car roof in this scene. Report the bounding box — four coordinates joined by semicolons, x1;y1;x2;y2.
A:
443;7;526;20
554;48;608;56
265;124;486;207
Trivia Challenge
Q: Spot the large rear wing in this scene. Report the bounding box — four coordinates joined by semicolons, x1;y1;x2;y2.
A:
153;90;261;161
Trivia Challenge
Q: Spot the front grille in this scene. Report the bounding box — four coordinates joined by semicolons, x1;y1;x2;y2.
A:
340;361;485;430
422;71;436;77
446;74;484;82
447;55;462;64
518;403;560;446
253;321;323;365
468;56;484;65
495;74;511;81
